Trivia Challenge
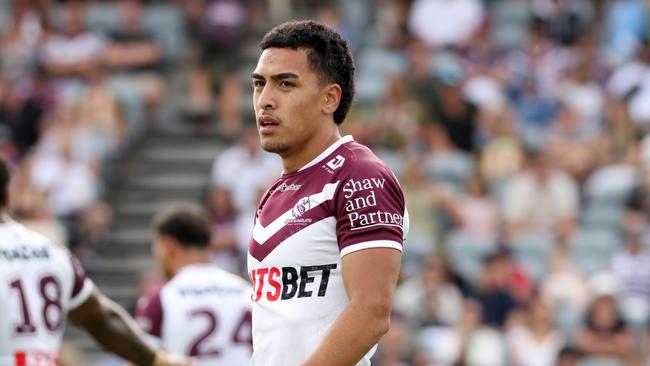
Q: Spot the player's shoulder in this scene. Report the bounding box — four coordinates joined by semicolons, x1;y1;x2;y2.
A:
0;220;66;255
335;140;398;180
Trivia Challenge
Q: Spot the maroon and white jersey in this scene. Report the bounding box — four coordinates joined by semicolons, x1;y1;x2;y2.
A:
135;264;253;366
248;136;409;366
0;221;93;366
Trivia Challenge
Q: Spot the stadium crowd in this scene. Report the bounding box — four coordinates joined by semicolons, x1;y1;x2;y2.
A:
1;0;650;365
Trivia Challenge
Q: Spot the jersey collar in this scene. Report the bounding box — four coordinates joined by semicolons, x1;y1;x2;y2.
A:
298;135;354;172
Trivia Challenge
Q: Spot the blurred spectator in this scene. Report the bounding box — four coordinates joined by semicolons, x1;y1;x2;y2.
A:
375;0;411;50
394;255;463;327
469;252;520;328
214;73;246;139
429;70;480;153
0;0;47;84
186;0;248;125
507;297;565;366
0;71;53;157
104;0;165;126
371;74;422;151
198;0;248;56
41;1;105;93
421;123;475;193
604;0;649;65
488;0;531;51
607;37;650;128
554;346;584;366
30;101;101;217
463;324;508;366
502;148;579;240
318;3;358;50
408;0;483;49
372;314;413;366
417;299;483;365
540;247;591;334
478;108;524;186
509;75;558;147
531;0;592;46
438;174;500;241
557;61;605;139
610;208;650;326
404;38;438;105
399;156;440;260
574;295;637;362
207;186;242;274
210;127;281;252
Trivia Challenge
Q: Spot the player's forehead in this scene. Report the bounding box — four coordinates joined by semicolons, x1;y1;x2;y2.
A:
253;48;314;79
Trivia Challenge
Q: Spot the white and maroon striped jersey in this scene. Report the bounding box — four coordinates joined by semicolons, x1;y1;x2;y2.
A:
247;136;409;366
0;221;94;366
135;264;253;366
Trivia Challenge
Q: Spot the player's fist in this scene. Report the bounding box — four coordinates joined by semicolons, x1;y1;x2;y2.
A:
163;354;194;366
152;350;194;366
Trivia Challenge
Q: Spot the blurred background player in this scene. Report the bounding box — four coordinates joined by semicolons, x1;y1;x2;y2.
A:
136;204;253;365
0;158;188;366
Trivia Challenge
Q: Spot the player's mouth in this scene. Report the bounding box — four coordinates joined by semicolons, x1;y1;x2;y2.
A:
258;115;280;134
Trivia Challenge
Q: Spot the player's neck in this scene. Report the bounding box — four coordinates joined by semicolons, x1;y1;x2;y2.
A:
281;127;341;173
170;253;209;277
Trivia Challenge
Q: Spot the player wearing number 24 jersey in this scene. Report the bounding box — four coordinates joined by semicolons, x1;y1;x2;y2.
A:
136;205;253;366
0;159;190;366
249;21;408;366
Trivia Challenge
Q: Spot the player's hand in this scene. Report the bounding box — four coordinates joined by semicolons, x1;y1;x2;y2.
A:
163;354;194;366
151;350;194;366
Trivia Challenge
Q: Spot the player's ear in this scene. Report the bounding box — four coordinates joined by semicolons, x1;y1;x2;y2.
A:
322;83;341;116
155;235;175;257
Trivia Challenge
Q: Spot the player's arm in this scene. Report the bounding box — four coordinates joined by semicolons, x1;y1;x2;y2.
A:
301;247;401;366
68;288;167;366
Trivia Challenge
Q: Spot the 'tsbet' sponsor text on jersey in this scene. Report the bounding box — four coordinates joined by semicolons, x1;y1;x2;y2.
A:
249;264;337;302
343;177;404;230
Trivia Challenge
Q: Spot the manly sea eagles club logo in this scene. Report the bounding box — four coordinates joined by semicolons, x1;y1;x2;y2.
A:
292;197;311;218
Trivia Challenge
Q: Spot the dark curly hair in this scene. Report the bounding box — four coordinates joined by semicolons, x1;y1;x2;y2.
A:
260;20;355;125
153;204;211;249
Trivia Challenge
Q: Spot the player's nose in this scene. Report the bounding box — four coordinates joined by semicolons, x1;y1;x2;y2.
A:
256;86;277;111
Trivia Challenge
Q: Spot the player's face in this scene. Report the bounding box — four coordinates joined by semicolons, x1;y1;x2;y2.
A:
252;48;327;157
153;237;173;278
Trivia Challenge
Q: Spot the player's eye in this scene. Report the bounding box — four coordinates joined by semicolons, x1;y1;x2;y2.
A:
279;81;294;88
253;80;265;88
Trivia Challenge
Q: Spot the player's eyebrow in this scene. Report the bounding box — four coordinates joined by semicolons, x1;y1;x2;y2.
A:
251;72;300;81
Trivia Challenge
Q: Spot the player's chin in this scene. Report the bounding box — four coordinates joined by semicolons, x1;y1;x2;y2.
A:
261;139;288;154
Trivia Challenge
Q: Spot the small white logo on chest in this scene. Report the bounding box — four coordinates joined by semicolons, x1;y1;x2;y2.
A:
291;197;311;217
326;155;345;170
277;183;301;192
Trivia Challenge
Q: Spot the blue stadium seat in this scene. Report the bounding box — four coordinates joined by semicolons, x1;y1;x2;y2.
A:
510;232;554;282
570;228;621;276
355;47;407;103
444;230;497;284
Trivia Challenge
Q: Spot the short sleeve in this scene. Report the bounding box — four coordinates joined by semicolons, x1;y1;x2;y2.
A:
68;254;94;310
135;288;164;340
335;162;407;257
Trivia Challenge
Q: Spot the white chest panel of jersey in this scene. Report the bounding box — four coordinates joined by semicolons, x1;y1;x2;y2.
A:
137;264;253;366
247;136;409;366
0;221;93;366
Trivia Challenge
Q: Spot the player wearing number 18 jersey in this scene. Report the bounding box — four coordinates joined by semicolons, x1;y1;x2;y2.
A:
0;220;93;365
136;205;253;366
0;159;188;366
